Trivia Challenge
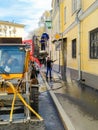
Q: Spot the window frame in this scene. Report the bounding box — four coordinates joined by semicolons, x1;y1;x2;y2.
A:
89;28;98;59
72;39;77;58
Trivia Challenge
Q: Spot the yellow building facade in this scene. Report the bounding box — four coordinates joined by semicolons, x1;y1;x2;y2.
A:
51;0;62;72
52;0;98;89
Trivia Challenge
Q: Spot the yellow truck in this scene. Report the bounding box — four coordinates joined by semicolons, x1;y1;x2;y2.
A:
0;38;44;130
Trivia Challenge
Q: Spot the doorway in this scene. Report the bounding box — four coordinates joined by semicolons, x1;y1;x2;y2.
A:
62;38;67;80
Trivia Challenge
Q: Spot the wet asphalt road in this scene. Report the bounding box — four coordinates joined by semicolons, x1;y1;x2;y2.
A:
39;92;65;130
38;74;65;130
38;68;98;130
62;81;98;120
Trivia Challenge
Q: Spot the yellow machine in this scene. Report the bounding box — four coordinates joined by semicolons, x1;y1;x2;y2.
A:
0;42;44;130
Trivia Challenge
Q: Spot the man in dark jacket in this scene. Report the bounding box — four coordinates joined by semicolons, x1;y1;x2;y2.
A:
46;57;56;81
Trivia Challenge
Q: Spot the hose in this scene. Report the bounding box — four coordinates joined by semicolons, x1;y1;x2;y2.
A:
10;93;16;122
5;81;43;121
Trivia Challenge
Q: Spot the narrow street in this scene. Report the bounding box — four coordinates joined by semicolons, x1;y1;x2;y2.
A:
0;1;98;130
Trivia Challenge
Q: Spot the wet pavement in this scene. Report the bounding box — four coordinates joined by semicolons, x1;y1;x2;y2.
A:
58;81;98;120
40;67;98;130
38;74;65;130
39;92;65;130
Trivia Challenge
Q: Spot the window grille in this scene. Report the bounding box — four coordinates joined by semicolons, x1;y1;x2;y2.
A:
90;28;98;59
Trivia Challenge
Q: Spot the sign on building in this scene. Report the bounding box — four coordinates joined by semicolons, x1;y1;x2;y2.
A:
45;20;52;29
55;33;61;40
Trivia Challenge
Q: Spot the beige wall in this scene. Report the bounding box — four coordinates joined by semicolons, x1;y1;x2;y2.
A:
51;0;98;89
60;0;98;75
63;0;76;31
82;0;96;11
81;8;98;75
66;25;78;69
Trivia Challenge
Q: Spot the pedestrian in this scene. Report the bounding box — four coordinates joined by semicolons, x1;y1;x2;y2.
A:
46;57;56;81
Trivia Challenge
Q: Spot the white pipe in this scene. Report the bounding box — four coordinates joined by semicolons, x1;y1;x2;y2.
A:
76;8;81;81
77;20;81;80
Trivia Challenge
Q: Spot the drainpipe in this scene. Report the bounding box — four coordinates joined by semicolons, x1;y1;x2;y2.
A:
58;0;60;73
76;9;81;81
78;19;81;81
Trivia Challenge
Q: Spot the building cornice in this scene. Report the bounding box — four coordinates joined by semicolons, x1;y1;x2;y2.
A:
79;0;98;21
0;20;25;27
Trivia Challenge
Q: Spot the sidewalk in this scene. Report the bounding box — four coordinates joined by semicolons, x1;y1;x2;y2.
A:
40;68;98;130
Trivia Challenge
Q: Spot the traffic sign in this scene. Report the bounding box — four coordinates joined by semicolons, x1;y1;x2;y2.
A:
55;33;60;40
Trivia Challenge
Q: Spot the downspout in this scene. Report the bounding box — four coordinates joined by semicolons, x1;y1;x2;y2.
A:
76;9;81;81
59;0;60;73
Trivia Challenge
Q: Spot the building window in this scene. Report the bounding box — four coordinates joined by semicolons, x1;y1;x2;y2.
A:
72;39;76;58
64;7;66;24
72;0;77;14
90;28;98;59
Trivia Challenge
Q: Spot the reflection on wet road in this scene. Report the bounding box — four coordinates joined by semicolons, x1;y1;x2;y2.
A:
38;74;65;130
39;92;65;130
61;81;98;119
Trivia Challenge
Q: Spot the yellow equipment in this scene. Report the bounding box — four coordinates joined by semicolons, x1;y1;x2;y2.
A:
0;41;44;130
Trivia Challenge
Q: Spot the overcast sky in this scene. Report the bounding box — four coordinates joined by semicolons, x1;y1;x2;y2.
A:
0;0;52;37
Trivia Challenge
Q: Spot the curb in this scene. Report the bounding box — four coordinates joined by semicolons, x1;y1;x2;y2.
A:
41;72;75;130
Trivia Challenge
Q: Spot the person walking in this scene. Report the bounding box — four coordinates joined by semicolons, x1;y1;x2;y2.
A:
46;57;56;81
